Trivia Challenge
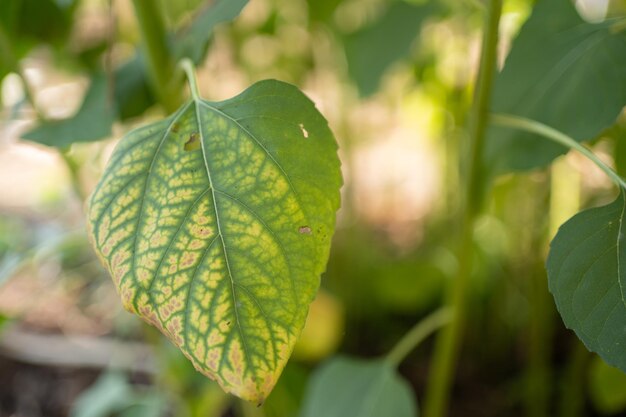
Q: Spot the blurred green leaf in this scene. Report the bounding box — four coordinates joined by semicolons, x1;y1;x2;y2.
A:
343;0;435;96
608;117;626;178
21;75;115;147
70;372;133;417
0;0;78;83
0;0;76;45
114;55;156;120
547;193;626;372
299;357;418;417
262;364;309;417
589;356;626;414
18;0;249;145
370;260;444;314
0;314;9;330
174;0;249;64
486;0;626;172
306;0;343;23
71;371;166;417
161;0;205;27
0;252;22;286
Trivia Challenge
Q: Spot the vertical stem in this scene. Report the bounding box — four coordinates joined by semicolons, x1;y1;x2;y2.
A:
61;150;87;202
526;274;553;417
131;0;182;112
558;341;589;417
550;159;586;417
423;1;502;416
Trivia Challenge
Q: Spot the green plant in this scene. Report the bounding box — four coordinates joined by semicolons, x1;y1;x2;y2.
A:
87;59;342;403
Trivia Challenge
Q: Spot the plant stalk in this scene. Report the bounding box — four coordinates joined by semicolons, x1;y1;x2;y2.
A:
558;341;589;417
386;308;452;367
526;206;553;417
60;150;87;202
491;114;626;190
180;58;201;101
131;0;182;112
423;1;502;416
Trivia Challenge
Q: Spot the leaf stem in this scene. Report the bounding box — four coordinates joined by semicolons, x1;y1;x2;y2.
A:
60;150;87;202
385;308;452;367
423;0;502;416
131;0;182;112
491;113;626;190
180;58;201;101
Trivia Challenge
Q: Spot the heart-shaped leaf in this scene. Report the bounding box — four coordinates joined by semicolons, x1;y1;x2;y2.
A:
299;357;418;417
485;0;626;172
547;192;626;371
87;80;342;403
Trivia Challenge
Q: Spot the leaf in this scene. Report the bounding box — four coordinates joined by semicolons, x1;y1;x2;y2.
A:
87;80;342;403
175;0;249;64
113;55;156;121
21;75;115;147
299;357;418;417
547;192;626;371
70;372;133;417
485;0;626;172
609;116;626;178
71;371;166;417
343;0;435;96
306;0;342;24
19;0;249;146
0;252;22;285
0;0;76;46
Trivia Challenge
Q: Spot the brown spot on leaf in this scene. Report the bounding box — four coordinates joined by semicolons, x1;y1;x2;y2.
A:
184;133;201;151
298;226;312;234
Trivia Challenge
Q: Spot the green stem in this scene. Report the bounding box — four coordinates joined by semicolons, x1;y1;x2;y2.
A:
386;308;452;367
60;150;87;202
491;114;626;190
180;58;201;101
557;341;589;417
423;1;502;416
526;234;553;417
131;0;182;112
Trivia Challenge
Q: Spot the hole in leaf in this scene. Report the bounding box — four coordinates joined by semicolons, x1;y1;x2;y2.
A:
299;123;309;138
299;226;312;234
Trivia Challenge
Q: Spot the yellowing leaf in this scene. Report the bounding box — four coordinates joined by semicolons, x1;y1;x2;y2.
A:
87;80;342;403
